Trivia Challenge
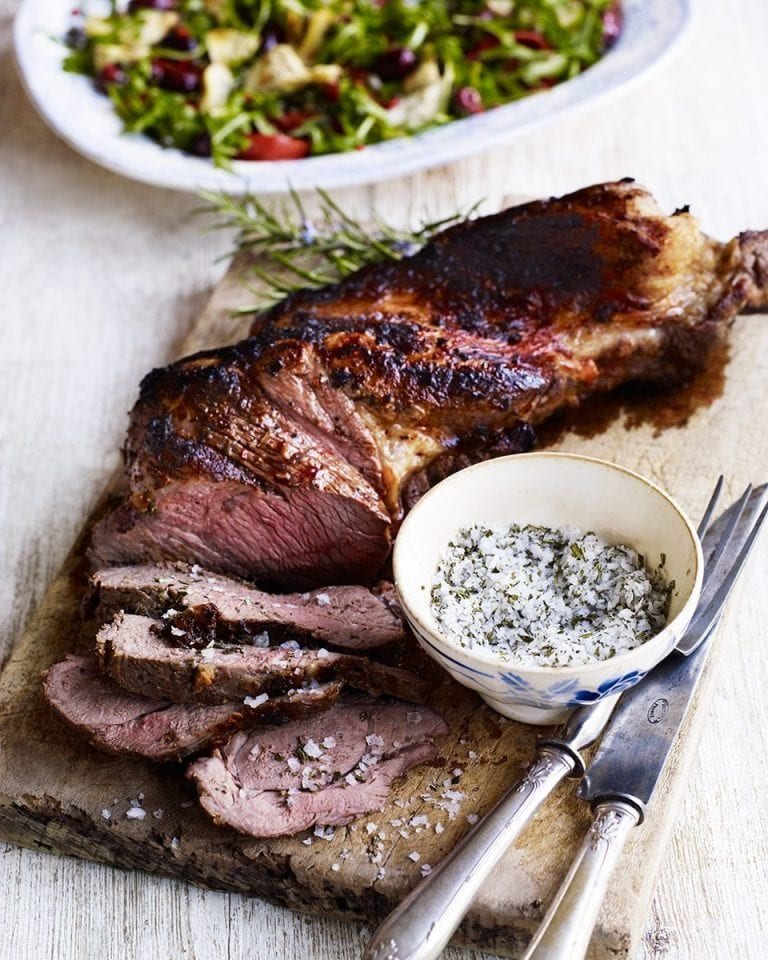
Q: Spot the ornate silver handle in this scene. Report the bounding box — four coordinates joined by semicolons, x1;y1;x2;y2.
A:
522;799;641;960
363;745;576;960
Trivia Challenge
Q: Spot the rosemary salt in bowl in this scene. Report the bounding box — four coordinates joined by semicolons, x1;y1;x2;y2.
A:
393;453;703;725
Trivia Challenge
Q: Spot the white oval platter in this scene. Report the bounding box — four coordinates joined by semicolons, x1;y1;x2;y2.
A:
13;0;690;195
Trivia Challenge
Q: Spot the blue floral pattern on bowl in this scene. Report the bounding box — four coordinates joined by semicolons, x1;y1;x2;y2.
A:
499;669;648;710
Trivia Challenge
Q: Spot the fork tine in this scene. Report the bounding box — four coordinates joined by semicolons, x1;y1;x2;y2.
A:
700;483;753;583
683;494;768;645
697;475;724;538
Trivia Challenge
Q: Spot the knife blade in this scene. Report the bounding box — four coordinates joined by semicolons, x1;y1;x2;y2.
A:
579;482;768;811
522;484;768;960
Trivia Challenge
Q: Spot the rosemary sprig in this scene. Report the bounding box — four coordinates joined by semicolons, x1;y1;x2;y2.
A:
199;188;477;310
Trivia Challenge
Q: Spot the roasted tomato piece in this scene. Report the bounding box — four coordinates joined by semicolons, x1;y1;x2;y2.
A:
274;111;315;134
237;133;310;161
513;30;551;50
467;35;500;60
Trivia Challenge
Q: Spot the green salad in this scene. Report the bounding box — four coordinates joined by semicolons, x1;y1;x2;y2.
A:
64;0;620;167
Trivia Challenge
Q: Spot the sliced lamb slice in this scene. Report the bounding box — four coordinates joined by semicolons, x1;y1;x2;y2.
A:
96;614;429;704
42;655;342;762
86;565;404;651
187;699;448;837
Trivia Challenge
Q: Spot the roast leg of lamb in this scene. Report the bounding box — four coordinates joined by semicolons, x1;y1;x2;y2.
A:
43;655;342;762
91;181;768;586
187;699;448;838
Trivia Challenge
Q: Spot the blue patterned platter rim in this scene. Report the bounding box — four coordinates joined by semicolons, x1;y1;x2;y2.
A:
14;0;690;195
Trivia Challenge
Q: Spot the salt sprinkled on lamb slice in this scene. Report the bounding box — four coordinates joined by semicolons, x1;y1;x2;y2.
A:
188;701;448;838
126;806;146;820
244;694;269;708
301;739;324;760
42;655;342;762
88;567;405;652
95;615;428;704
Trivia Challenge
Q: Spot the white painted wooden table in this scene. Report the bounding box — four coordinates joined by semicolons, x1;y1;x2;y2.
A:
2;0;767;957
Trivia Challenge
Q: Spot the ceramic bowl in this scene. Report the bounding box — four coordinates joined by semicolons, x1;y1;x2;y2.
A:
393;453;703;725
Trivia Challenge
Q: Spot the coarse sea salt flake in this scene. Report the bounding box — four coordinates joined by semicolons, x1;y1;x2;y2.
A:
101;809;112;821
316;593;331;606
302;739;324;759
126;807;146;820
322;736;336;749
244;693;269;708
408;851;421;862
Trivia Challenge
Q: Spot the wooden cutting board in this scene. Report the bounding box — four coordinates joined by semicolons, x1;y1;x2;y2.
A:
1;249;765;960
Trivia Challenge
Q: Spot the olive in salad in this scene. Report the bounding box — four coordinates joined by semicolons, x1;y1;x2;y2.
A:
64;0;621;167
